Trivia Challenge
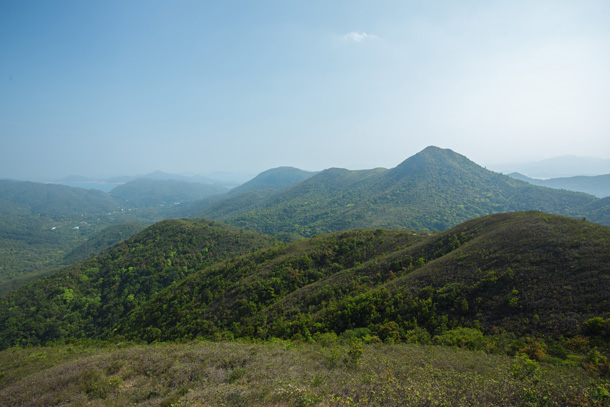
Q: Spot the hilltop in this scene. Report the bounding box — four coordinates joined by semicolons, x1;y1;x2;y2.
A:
227;166;317;195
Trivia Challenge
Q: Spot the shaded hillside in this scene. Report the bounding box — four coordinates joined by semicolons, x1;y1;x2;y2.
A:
0;219;277;349
509;172;610;198
228;166;317;195
0;180;132;296
110;178;228;208
0;220;146;298
0;180;154;295
62;222;147;264
114;212;610;344
194;147;602;237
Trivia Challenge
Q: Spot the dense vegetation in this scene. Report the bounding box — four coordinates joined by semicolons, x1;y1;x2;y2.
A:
4;148;610;405
61;222;147;264
0;219;277;349
193;147;610;238
2;212;609;370
0;177;229;294
4;146;609;295
0;179;131;296
114;212;610;347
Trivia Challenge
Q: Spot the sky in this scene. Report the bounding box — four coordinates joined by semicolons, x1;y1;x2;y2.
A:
1;0;610;181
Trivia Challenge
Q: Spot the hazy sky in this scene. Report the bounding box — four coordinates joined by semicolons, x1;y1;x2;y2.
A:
2;0;609;180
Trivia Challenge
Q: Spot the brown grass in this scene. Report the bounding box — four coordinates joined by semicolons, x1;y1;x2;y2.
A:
0;341;606;406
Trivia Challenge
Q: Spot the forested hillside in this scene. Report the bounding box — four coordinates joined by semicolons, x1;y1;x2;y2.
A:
227;166;316;195
0;219;277;349
0;180;133;296
115;212;610;344
0;178;230;295
2;212;609;352
194;147;608;237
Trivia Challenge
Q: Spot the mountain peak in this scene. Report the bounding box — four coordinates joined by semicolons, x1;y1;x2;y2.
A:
389;146;480;178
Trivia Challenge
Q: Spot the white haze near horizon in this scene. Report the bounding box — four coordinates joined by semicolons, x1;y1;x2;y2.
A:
1;0;609;181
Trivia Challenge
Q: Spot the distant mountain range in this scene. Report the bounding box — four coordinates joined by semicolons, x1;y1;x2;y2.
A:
1;146;609;296
508;173;610;198
110;178;229;208
491;155;610;178
191;146;609;237
56;170;236;190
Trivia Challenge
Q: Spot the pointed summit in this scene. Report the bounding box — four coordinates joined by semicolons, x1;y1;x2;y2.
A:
388;146;482;180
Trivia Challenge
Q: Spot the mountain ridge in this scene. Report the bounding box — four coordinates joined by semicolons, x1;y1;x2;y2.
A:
193;147;606;236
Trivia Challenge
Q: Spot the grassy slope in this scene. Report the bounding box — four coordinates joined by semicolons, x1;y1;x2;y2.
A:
0;341;606;407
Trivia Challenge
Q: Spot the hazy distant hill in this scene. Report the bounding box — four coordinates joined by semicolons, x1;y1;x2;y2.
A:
509;172;610;198
493;155;610;178
102;170;225;185
110;178;228;208
0;180;119;218
193;147;605;237
228;166;317;195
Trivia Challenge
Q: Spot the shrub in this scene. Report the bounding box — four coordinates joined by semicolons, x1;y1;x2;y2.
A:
518;341;547;361
434;327;486;350
344;342;364;368
583;317;608;337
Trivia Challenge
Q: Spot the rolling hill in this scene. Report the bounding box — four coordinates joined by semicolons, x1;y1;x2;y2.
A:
0;219;277;349
0;178;229;295
114;212;610;343
110;178;228;208
2;212;609;350
0;180;120;218
227;166;317;195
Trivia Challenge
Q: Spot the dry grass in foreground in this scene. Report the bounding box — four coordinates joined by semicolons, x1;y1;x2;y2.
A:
0;340;608;406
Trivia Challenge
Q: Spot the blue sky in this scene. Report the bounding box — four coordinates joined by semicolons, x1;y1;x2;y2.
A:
1;0;609;180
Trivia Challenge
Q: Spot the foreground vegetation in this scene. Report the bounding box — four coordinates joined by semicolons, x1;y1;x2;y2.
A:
0;340;608;406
